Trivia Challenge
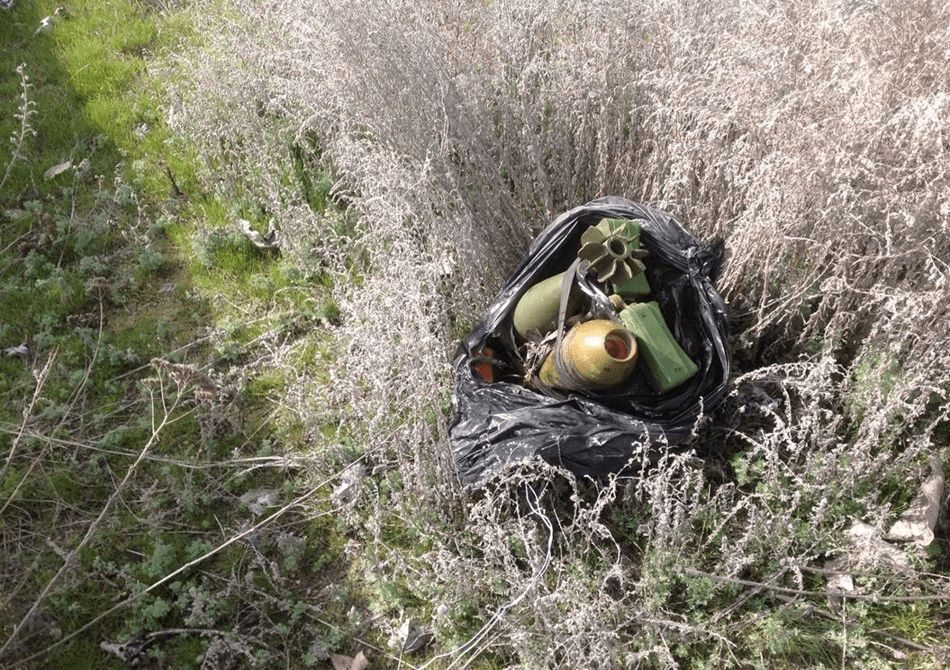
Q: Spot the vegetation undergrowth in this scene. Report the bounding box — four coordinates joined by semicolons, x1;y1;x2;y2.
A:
3;0;950;669
2;1;354;668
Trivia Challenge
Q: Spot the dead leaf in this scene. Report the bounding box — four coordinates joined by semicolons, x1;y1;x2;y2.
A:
846;521;911;572
3;208;29;221
885;454;944;546
43;160;72;180
330;651;369;670
331;466;365;508
826;520;913;594
238;218;281;248
239;488;279;516
402;626;433;653
3;343;28;357
388;619;432;653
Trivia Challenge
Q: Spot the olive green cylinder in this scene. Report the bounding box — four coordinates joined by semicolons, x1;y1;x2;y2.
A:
539;319;638;391
618;301;698;392
512;271;582;338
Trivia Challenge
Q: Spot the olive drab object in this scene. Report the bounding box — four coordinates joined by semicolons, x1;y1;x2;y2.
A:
538;319;638;391
619;301;699;392
578;218;651;298
511;270;583;339
450;197;731;488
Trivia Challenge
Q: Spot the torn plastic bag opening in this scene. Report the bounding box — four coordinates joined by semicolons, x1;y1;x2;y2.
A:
449;196;731;488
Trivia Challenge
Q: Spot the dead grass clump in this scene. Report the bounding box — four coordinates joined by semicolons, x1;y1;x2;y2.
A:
164;0;950;665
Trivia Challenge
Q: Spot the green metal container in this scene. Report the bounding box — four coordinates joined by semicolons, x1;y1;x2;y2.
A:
618;301;698;392
538;319;638;391
578;218;651;298
512;270;582;339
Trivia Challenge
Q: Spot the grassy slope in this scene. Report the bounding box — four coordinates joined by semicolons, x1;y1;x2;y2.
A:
0;2;347;668
159;1;950;668
2;1;949;669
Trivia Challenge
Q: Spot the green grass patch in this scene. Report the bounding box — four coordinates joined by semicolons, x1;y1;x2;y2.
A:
0;2;350;667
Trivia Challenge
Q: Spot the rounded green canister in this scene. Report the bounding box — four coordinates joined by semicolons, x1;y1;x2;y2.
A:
538;319;638;391
511;271;582;339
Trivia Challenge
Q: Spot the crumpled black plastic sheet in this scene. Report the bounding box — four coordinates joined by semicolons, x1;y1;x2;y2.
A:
449;196;731;488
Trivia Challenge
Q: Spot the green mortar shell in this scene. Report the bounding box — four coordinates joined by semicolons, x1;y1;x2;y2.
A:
618;301;698;392
603;218;650;297
610;268;651;298
579;218;651;298
539;319;639;391
512;271;583;339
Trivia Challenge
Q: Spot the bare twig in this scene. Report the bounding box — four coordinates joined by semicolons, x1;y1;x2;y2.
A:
0;365;186;659
0;349;56;490
418;482;554;670
1;294;105;518
11;454;370;667
682;568;950;603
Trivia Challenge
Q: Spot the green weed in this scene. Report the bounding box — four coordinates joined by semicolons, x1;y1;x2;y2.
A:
5;0;950;668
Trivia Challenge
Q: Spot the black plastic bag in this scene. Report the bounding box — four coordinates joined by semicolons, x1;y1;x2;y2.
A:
449;196;731;487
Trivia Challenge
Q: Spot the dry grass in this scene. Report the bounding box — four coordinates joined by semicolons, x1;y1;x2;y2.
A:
160;0;950;666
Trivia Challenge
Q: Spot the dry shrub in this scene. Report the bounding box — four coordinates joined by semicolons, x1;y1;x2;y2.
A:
164;0;950;665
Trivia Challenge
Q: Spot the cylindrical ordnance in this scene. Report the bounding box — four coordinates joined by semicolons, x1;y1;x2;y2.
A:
512;270;582;339
618;301;698;392
539;319;638;391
